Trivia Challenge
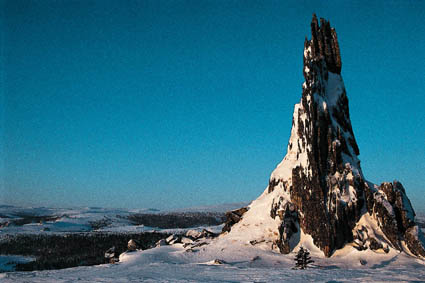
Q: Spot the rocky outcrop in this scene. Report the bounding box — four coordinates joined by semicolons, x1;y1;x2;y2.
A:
365;181;425;257
221;207;249;233
223;14;425;259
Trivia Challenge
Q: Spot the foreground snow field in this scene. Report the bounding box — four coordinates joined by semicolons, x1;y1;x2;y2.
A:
1;243;425;282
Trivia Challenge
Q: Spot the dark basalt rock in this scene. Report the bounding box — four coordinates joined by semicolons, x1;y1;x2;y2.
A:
275;203;299;254
364;182;401;250
369;238;389;253
221;207;249;233
310;14;342;74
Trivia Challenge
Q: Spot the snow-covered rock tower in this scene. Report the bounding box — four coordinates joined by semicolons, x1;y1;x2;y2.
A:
221;14;425;258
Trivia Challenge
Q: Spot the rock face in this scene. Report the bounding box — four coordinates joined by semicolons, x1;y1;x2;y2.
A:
222;14;425;258
221;207;249;233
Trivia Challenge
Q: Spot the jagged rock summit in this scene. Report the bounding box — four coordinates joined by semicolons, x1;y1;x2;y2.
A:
220;14;425;258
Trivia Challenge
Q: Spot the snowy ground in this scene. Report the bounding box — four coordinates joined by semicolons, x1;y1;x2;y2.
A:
1;243;425;282
1;205;424;282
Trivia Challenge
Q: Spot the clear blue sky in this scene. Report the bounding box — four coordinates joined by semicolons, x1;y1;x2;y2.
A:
1;1;424;211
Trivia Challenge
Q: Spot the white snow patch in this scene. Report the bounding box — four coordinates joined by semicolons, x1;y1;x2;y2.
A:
303;46;311;58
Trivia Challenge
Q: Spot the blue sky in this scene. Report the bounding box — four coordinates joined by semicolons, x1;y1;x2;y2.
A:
1;1;424;211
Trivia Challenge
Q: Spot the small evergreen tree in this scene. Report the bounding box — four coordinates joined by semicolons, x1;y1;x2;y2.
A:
294;246;305;269
293;246;314;269
302;248;314;268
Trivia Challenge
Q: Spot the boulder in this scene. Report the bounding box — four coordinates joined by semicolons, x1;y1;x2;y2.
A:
105;246;119;263
185;230;203;239
213;259;226;264
199;229;218;239
155;239;168;247
166;234;179;245
127;239;138;251
181;237;193;244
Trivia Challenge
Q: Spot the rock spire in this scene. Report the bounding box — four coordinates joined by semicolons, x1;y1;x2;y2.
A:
221;14;425;258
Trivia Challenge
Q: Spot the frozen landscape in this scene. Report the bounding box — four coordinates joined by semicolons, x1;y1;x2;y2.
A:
1;205;424;282
2;13;425;283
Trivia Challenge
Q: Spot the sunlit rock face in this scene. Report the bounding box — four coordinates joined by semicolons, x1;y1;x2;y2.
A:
223;14;425;258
